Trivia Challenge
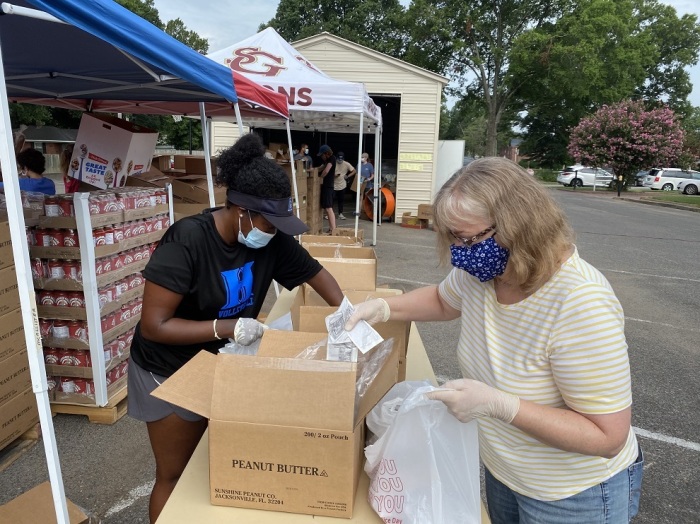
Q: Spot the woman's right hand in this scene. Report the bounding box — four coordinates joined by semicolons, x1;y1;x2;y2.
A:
344;299;391;330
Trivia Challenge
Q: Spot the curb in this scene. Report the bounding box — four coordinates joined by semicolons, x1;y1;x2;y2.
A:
616;197;700;213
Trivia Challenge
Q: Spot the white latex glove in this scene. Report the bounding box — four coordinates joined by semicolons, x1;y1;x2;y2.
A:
344;298;390;330
233;318;269;346
427;379;520;424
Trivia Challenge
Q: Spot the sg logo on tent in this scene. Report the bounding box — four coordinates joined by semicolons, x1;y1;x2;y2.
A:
225;47;286;77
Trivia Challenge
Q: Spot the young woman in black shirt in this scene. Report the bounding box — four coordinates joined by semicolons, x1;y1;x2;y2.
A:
128;133;343;523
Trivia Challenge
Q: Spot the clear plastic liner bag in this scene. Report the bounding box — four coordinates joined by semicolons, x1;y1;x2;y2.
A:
364;383;481;524
219;337;261;355
266;312;293;331
366;380;432;446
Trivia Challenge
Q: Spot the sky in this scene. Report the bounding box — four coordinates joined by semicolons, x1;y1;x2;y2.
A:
153;0;700;107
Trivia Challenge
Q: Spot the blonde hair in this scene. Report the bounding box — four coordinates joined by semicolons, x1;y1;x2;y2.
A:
433;157;574;294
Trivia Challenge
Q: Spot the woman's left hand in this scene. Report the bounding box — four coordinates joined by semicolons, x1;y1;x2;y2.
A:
427;379;520;423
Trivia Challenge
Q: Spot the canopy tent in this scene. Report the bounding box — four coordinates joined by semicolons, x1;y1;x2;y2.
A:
0;1;289;522
208;28;384;242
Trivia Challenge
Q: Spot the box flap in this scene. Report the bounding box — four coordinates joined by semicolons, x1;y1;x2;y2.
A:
210;348;358;430
258;330;327;358
0;482;88;524
306;245;376;260
151;350;217;418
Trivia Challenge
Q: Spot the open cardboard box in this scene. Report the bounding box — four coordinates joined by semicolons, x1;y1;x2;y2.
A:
293;286;409;380
299;234;363;248
170;175;227;205
305;245;377;291
153;330;399;518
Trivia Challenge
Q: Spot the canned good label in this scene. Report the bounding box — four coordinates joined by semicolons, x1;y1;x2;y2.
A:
59;377;76;393
53;323;69;339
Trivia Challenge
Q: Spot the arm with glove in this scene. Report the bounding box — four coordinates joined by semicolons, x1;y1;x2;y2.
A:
428;379;631;459
344;285;460;330
140;281;268;346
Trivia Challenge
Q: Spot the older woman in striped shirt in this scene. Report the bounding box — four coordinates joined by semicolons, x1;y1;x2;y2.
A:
346;157;642;524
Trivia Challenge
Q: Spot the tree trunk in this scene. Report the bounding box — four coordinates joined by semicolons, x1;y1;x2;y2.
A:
485;104;500;157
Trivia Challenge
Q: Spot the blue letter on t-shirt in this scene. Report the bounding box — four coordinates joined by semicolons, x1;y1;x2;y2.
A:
219;261;254;317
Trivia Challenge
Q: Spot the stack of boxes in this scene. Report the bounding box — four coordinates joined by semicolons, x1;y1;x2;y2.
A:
28;188;170;406
0;219;39;453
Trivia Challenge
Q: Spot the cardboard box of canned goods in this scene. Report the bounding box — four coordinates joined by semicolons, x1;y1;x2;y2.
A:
153;330;399;518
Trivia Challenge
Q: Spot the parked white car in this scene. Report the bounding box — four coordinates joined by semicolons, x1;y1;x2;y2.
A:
677;173;700;195
643;168;700;191
556;165;614;188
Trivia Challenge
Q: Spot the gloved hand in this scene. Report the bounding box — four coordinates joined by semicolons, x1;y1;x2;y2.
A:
427;379;520;424
344;298;391;330
233;318;269;346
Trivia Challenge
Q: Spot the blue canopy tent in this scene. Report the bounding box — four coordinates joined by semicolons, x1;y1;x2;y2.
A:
0;1;288;522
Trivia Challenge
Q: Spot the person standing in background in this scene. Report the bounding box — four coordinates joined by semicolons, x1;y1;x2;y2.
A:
317;144;337;233
360;152;375;194
61;145;80;193
334;151;356;220
0;148;56;195
293;143;312;170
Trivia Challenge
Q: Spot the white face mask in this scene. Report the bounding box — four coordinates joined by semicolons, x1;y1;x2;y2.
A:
304;148;309;154
237;211;275;249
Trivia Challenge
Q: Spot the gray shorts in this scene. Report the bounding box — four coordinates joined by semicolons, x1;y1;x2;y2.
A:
127;358;203;423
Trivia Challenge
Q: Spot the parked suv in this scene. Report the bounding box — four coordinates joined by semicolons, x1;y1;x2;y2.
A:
643;168;700;191
556;165;614;188
677;172;700;195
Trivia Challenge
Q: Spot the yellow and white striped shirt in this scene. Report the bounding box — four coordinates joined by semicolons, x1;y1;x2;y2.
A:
438;247;638;501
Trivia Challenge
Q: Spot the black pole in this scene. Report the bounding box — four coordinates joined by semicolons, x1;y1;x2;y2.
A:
573;173;578;190
617;176;622;197
188;119;193;154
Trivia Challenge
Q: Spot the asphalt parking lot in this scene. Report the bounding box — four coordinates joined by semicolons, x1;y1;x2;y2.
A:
0;188;698;523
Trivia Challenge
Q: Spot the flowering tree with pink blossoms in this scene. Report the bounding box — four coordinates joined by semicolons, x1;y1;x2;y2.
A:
568;100;684;187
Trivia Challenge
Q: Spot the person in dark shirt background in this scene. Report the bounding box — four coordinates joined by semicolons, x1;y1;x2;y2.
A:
128;132;343;523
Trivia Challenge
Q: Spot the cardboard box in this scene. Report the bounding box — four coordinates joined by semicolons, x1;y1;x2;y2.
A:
171;175;226;205
0;349;31;407
305;245;377;291
332;228;364;242
173;155;188;170
0;265;19;316
153;331;399;518
0;482;89;524
152;154;172;171
0;387;38;452
125;166;174;190
184;156;217;176
68;113;158;189
0;308;25;362
417;203;433;221
401;212;430;229
299;234;362;247
173;202;209;221
293;287;409;380
0;220;12;271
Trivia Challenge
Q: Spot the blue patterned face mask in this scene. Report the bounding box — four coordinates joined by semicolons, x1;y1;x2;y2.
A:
450;237;510;282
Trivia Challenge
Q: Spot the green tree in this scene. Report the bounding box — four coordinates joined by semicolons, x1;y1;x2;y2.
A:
404;0;569;156
511;0;700;166
115;0;162;27
261;0;408;57
164;18;208;53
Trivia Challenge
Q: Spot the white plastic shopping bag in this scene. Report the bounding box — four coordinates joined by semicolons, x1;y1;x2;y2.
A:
364;382;481;524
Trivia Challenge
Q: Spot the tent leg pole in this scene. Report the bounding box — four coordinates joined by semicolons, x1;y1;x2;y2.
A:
0;40;70;524
372;128;381;246
355;113;364;240
234;102;245;137
285;120;301;221
199;102;215;208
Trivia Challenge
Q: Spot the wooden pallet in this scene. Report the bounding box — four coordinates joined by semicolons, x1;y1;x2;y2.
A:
0;425;40;473
51;386;128;425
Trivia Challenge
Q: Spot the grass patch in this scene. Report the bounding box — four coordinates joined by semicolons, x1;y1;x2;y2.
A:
643;193;700;207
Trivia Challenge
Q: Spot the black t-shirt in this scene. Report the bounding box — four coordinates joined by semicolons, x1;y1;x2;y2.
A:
320;155;337;189
130;210;322;376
